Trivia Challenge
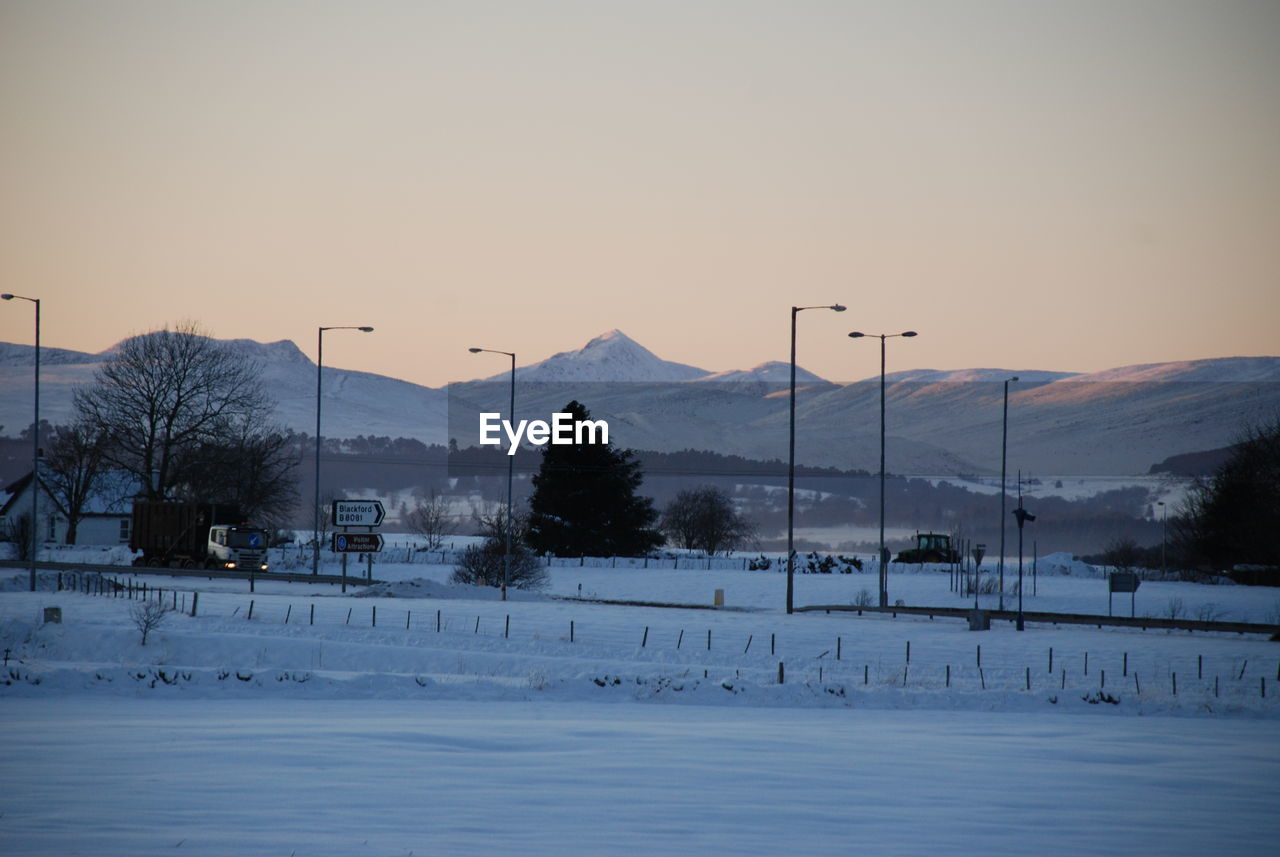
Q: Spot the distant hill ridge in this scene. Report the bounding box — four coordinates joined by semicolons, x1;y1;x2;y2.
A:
1;330;1277;476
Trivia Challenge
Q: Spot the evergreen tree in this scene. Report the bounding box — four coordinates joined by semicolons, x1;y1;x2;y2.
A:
526;401;662;557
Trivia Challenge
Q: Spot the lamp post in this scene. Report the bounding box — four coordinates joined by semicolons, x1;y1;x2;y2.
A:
2;293;39;592
998;375;1018;611
470;347;516;601
313;325;374;575
1158;500;1167;576
1013;477;1035;631
787;304;845;614
848;330;917;608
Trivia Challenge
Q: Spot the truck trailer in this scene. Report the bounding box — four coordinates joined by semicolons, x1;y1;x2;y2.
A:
130;501;270;571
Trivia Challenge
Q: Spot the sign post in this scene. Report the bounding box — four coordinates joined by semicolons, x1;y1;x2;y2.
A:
1108;572;1140;617
331;500;385;591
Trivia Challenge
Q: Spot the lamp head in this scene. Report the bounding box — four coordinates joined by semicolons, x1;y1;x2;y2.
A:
831;304;846;312
358;327;374;332
902;331;918;337
847;332;865;339
1011;375;1019;382
1;294;13;301
468;348;483;353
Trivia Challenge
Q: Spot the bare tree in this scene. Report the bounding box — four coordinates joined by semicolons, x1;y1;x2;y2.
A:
4;513;33;560
41;419;111;545
129;598;173;646
451;506;547;590
173;422;299;530
1101;537;1143;576
660;486;757;556
73;322;274;501
404;491;454;549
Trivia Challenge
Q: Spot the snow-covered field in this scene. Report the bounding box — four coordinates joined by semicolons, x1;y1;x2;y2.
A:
3;550;1279;856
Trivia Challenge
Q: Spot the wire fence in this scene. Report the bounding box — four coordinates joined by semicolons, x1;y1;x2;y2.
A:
39;572;1276;709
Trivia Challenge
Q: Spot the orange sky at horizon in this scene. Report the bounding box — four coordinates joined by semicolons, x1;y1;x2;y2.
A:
1;0;1277;388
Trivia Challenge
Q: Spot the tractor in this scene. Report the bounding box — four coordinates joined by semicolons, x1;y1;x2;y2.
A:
894;532;960;564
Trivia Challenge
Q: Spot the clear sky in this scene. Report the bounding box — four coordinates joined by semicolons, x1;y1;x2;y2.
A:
1;0;1277;388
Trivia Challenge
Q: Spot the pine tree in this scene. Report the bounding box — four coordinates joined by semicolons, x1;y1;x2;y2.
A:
526;401;662;557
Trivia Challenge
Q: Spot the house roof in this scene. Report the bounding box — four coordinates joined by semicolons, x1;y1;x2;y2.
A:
0;469;142;519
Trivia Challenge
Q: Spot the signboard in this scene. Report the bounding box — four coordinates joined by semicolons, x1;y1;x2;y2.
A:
332;500;385;528
1108;571;1140;618
332;532;384;553
1109;572;1140;593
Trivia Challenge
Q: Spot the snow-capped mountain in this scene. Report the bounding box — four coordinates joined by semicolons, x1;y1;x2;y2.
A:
2;330;1277;476
479;330;714;384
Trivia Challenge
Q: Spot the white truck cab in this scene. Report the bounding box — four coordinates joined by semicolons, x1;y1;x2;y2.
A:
208;525;270;571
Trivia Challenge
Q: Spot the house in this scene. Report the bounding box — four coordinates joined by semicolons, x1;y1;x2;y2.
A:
0;468;141;547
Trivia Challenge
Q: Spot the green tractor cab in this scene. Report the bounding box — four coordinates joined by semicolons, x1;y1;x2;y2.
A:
895;532;959;564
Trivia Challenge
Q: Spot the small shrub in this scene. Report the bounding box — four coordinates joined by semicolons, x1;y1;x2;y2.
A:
129;598;174;646
451;538;547;590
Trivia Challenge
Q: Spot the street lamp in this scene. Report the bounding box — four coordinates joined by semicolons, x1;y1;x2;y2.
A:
470;347;516;601
787;304;845;614
313;325;374;575
848;330;917;608
1013;483;1035;631
1158;500;1167;576
998;375;1018;610
2;293;40;592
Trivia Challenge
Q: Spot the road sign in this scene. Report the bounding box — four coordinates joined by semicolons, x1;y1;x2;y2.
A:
1109;572;1140;593
332;532;384;553
332;500;385;527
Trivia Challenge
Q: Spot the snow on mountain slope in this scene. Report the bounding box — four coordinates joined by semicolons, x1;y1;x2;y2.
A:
488;330;713;384
697;361;828;386
0;342;100;367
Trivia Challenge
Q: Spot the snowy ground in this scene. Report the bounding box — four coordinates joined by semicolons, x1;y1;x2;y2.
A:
3;549;1279;856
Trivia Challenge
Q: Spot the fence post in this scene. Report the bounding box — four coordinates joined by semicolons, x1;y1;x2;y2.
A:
191;592;199;618
777;662;785;685
641;627;648;647
247;600;254;621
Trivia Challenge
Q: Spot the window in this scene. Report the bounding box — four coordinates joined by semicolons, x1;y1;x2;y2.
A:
119;519;131;544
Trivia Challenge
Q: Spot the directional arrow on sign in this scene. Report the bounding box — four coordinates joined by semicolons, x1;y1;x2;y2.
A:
332;500;385;527
332;532;384;553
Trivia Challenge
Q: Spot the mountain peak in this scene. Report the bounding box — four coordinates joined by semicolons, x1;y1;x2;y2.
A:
583;329;633;347
505;330;711;384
